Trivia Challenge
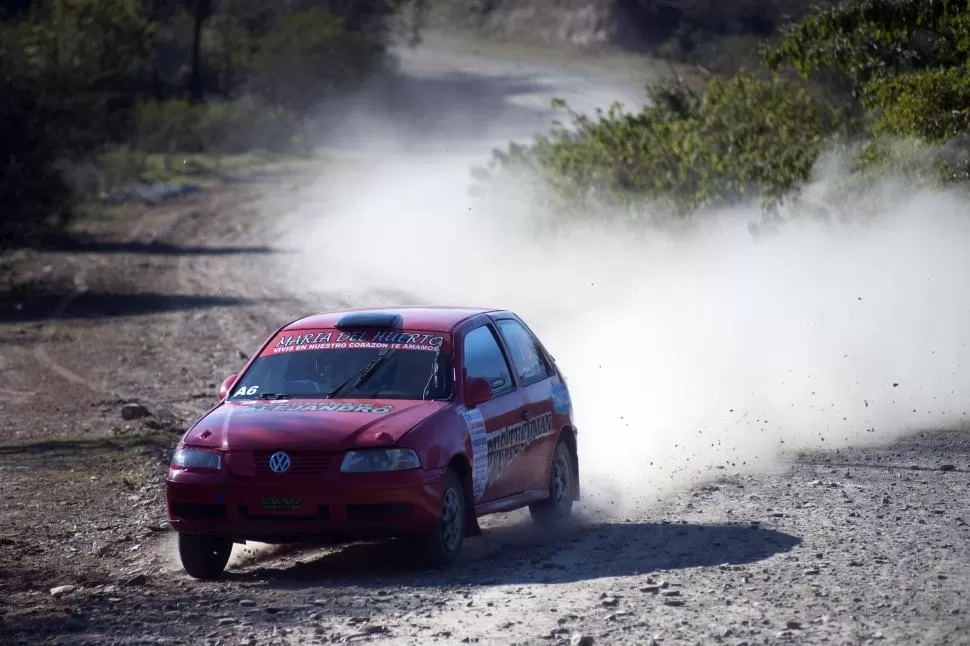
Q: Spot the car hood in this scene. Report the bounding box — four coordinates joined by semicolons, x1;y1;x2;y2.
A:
183;398;450;451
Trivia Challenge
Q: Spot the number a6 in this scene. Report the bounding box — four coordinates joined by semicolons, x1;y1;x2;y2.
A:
235;385;259;396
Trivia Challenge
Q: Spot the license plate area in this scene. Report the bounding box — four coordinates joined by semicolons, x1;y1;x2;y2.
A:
239;500;330;521
260;496;304;512
242;491;313;517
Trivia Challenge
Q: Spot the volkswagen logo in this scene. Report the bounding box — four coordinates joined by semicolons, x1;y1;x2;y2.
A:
268;451;291;474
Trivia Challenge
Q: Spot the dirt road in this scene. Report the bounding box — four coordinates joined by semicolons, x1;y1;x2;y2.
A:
1;38;969;646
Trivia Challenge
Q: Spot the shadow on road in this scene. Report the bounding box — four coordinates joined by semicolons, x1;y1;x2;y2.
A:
36;238;278;256
0;290;255;324
225;519;801;588
0;433;175;457
0;432;178;474
41;240;279;256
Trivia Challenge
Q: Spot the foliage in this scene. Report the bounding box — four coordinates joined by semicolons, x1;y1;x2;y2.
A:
202;9;250;96
133;98;300;154
853;135;970;186
250;10;383;117
760;0;970;181
40;0;154;87
867;62;970;143
0;0;402;246
478;1;970;220
0;45;72;244
647;0;815;68
763;0;970;96
0;5;150;245
480;74;845;217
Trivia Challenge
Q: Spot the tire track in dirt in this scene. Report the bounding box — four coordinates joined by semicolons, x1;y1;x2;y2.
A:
174;49;970;646
26;202;212;414
5;39;970;646
28;187;296;420
2;42;655;641
31;265;93;389
170;180;311;354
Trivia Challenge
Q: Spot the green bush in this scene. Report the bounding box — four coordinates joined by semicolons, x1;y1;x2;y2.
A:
477;1;970;221
479;73;845;217
764;0;970;98
868;63;970;143
851;136;970;187
758;0;970;190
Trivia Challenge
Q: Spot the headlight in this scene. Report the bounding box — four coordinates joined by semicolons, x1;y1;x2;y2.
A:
171;447;222;470
340;448;421;473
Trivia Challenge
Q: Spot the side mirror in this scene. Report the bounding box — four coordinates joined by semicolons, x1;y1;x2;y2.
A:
218;374;238;400
463;377;493;409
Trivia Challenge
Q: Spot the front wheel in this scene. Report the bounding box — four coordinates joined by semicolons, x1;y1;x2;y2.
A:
421;468;466;566
529;439;575;526
178;533;232;580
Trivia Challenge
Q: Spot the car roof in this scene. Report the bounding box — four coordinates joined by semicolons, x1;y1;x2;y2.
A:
283;306;507;333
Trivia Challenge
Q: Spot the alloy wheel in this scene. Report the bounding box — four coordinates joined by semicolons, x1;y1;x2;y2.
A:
441;486;463;551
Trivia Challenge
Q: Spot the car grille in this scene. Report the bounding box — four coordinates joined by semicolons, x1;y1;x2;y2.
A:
251;450;337;478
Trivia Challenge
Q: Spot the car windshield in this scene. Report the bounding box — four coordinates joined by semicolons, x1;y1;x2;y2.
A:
228;328;453;401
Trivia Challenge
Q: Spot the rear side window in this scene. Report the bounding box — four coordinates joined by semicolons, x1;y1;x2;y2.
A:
463;325;514;395
496;319;551;386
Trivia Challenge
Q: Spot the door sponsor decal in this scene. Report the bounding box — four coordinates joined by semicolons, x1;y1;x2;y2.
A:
460;408;488;501
487;412;554;485
551;383;572;414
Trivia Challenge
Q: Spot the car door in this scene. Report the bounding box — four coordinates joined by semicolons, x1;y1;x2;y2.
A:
460;323;528;503
492;316;558;495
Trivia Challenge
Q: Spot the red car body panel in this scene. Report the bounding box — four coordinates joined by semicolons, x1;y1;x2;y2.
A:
165;306;578;545
179;399;451;451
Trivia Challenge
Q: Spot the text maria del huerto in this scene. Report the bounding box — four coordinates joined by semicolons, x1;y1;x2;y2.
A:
269;330;446;354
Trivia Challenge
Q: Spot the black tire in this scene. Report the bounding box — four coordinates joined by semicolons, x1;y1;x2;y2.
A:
178;533;232;580
422;468;466;566
529;438;575;526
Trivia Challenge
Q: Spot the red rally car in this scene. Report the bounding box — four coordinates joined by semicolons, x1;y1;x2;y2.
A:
165;307;579;579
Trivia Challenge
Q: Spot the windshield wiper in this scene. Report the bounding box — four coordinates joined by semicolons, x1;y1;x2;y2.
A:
326;346;398;399
256;392;292;400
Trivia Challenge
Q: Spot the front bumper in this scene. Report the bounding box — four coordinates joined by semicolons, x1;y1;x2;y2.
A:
165;466;446;542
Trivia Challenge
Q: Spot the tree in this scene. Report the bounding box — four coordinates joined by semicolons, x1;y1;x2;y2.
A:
250;9;382;117
188;0;213;102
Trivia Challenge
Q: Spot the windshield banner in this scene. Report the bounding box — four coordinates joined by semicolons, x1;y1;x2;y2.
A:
263;329;449;356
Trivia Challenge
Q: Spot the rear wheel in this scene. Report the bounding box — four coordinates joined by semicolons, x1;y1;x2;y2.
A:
178;533;232;580
529;439;575;526
422;468;466;566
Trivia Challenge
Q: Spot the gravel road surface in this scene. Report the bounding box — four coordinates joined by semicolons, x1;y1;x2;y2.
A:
1;36;968;646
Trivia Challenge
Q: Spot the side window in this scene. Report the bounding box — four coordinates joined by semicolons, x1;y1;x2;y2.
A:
463;325;514;395
496;319;551;386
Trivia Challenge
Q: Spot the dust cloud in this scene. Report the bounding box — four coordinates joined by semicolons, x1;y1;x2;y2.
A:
270;45;970;518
